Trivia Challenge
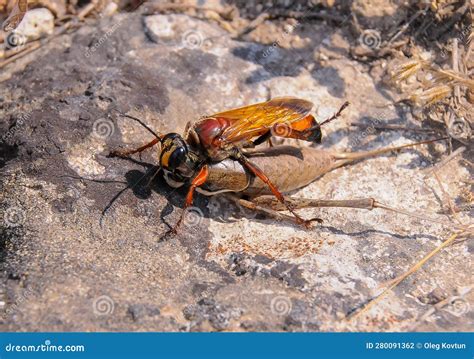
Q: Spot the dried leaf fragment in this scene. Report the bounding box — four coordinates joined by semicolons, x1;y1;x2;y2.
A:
2;0;28;32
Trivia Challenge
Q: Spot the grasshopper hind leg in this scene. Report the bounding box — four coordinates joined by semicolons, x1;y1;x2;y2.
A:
251;195;469;231
228;196;323;227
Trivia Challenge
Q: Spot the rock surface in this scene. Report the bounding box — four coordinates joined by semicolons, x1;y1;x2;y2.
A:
0;11;472;331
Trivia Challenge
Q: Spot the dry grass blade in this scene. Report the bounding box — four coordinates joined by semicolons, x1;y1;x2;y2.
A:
391;60;423;83
373;202;469;231
409;85;452;107
0;42;41;69
433;171;461;223
346;231;463;322
391;53;474;110
423;146;466;175
417;285;473;324
434;69;474;89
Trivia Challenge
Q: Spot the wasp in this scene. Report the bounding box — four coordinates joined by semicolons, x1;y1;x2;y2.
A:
109;97;349;232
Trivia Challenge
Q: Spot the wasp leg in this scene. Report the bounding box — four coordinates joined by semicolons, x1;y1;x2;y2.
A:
235;155;321;228
108;138;160;159
169;165;209;234
318;101;350;126
252;131;272;146
246;131;275;149
240;131;272;149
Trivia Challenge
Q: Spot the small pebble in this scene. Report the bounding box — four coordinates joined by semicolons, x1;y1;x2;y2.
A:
15;8;54;42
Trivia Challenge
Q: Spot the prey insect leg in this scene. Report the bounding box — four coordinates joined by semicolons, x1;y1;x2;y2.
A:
235;154;322;228
254;197;377;210
253;196;471;231
228;196;321;226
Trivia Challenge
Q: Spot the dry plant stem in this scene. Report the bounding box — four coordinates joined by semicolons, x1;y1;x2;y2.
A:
143;3;243;35
347;231;461;321
3;39;41;59
0;22;75;70
0;0;114;71
423;146;466;175
432;171;461;223
266;10;346;23
435;68;474;89
465;40;473;66
452;38;461;102
78;0;99;20
143;3;232;18
0;42;41;68
234;12;269;39
432;1;470;40
387;10;424;45
351;12;362;34
349;122;441;134
412;16;434;39
417;285;473;324
443;109;453;148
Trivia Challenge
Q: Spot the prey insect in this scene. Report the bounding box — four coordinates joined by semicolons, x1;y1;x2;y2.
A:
109;97;349;233
204;142;468;231
108;98;461;234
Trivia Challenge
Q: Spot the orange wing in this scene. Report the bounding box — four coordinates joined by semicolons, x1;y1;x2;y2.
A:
211;97;314;144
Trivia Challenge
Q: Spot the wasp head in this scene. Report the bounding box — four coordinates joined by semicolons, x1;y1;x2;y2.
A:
160;133;200;185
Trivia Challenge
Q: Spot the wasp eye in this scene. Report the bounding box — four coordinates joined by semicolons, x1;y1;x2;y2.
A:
167;146;187;169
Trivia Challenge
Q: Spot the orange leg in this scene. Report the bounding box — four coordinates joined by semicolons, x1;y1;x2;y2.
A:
319;101;349;126
238;156;321;228
108;138;159;158
171;165;209;233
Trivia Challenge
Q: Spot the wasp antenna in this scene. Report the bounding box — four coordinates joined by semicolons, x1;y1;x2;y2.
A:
99;185;130;228
99;166;160;228
110;108;162;140
319;101;350;127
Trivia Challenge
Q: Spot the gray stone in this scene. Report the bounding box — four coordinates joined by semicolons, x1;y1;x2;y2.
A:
0;11;471;332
